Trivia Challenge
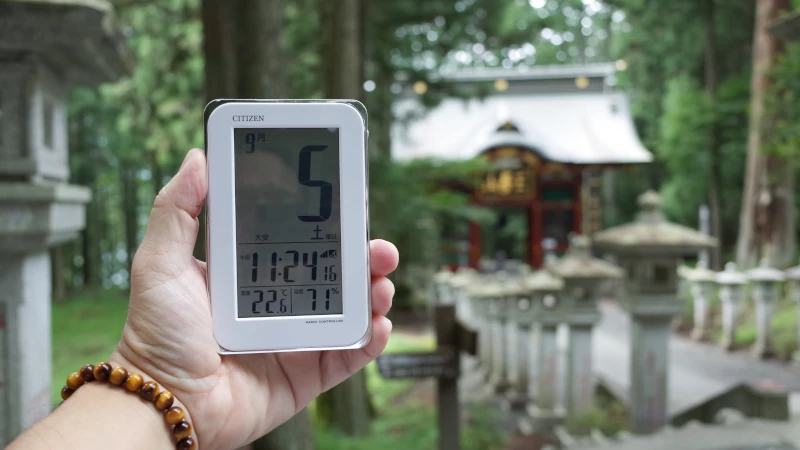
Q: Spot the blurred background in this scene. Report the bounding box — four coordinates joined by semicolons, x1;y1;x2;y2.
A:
3;0;800;449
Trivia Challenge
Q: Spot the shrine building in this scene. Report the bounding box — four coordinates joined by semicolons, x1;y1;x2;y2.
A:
391;63;652;268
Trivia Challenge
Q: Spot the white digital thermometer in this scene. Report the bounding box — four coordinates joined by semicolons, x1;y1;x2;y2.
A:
205;100;371;353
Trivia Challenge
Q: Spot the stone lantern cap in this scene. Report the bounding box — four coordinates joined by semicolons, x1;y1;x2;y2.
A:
747;258;785;283
681;261;717;283
785;265;800;281
716;262;748;285
433;268;454;285
549;235;624;280
593;191;718;253
448;267;476;288
524;269;564;291
466;277;503;299
0;0;133;85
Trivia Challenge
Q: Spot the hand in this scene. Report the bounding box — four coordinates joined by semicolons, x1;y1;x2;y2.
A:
113;148;398;450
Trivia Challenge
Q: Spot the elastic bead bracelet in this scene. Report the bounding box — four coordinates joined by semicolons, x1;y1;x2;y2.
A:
61;362;197;450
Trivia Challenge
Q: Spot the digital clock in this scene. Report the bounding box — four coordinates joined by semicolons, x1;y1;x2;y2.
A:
205;100;371;353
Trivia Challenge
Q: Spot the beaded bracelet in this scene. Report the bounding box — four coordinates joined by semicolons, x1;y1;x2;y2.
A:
61;361;197;450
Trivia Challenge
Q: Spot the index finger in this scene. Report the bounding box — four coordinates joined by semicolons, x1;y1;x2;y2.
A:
369;239;399;277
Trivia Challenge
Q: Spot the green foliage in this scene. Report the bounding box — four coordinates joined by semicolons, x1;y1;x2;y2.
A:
565;399;628;436
368;158;493;307
609;0;754;244
314;403;505;450
314;332;504;450
51;289;130;404
659;74;714;224
765;43;800;161
365;333;435;411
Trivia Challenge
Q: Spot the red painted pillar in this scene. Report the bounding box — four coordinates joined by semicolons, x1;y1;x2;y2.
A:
573;171;583;237
469;221;481;269
531;200;543;268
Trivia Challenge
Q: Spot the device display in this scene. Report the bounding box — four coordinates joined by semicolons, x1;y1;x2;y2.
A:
234;128;343;318
207;100;370;353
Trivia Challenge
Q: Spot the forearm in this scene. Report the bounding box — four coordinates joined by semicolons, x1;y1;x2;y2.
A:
8;374;173;450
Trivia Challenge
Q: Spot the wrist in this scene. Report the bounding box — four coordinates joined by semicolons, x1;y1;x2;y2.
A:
107;351;200;449
8;370;173;450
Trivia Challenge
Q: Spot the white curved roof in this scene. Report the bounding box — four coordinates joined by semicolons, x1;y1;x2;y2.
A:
391;64;652;165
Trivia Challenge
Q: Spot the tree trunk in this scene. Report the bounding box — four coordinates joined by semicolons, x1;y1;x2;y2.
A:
703;0;723;270
233;0;287;98
121;165;139;269
736;0;795;268
316;0;373;436
201;0;316;447
195;0;238;262
252;409;315;450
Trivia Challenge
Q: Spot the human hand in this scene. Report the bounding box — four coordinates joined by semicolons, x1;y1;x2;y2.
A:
112;148;398;450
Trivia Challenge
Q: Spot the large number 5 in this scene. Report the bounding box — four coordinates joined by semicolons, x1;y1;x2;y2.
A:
298;145;332;222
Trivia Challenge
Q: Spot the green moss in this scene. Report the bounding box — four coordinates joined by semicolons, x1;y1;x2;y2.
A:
51;289;130;405
315;403;505;450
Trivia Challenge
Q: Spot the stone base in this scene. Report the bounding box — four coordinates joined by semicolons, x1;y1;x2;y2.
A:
691;327;708;342
489;370;510;392
501;388;528;411
524;403;566;433
719;337;736;352
752;344;774;360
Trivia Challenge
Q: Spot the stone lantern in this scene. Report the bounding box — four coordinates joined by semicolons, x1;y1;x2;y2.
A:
784;265;800;362
593;190;716;434
747;259;785;359
523;269;567;431
502;276;535;407
433;267;454;304
549;235;623;416
449;267;477;325
0;1;130;444
716;262;748;351
485;275;512;391
466;279;492;372
682;261;717;341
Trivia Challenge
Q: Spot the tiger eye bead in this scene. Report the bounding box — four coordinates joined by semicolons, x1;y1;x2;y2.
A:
79;364;95;382
66;372;84;390
164;406;185;425
139;381;159;401
109;367;129;386
93;362;112;382
125;373;144;392
154;391;175;410
60;386;75;400
173;421;192;440
176;437;196;450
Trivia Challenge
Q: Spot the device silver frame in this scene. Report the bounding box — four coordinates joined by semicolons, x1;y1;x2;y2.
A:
206;101;371;353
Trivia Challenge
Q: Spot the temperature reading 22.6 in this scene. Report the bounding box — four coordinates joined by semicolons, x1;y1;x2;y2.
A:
246;251;337;284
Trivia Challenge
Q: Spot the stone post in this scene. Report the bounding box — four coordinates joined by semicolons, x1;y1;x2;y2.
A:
629;316;671;432
466;281;493;375
747;259;785;359
0;2;130;445
433;267;454;305
785;266;800;362
503;280;537;409
521;269;566;432
488;294;509;391
594;191;717;434
504;313;519;393
550;236;623;416
716;263;748;351
449;268;476;325
683;262;716;341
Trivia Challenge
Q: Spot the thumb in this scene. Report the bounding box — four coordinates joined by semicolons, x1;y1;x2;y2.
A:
137;148;207;259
